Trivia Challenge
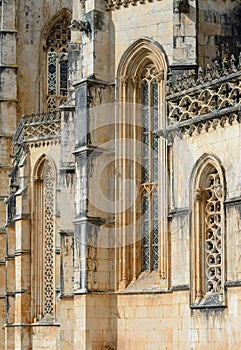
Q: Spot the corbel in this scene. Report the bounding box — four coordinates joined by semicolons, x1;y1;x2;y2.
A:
69;19;91;34
173;0;189;13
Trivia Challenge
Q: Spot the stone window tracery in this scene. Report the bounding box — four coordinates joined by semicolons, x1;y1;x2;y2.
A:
191;159;225;307
33;159;56;321
46;16;71;113
141;64;159;271
43;166;55;316
117;39;168;289
204;171;223;295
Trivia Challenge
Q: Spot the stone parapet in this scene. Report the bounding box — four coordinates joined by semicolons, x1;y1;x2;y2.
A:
166;55;241;134
13;111;61;150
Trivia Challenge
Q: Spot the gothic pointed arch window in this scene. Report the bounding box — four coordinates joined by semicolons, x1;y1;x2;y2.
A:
33;157;56;321
46;15;71;112
191;156;226;307
141;64;159;271
116;39;168;289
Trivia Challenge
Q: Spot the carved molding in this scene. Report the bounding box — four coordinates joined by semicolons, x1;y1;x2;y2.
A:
120;75;129;87
105;0;161;10
13;111;61;148
168;79;241;124
166;54;241;136
167;55;241;96
179;111;241;137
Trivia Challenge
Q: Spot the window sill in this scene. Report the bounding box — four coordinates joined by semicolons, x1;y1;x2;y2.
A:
190;304;226;310
117;271;169;293
190;293;226;309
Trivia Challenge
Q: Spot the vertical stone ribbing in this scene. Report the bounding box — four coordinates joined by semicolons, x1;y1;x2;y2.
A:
158;76;169;286
0;1;17;349
14;154;31;350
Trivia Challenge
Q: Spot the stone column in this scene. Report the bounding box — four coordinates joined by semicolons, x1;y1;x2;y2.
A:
157;73;169;287
71;0;116;347
13;153;31;350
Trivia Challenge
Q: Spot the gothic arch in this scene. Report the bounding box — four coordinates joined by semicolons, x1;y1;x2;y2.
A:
115;38;169;289
190;154;226;307
40;8;71;112
33;154;57;179
42;8;72;46
191;153;226;193
117;37;169;79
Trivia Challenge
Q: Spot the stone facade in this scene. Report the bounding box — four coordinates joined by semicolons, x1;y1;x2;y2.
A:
1;0;241;349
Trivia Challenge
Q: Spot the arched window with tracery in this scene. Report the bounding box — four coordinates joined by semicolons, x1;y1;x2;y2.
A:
33;158;56;321
141;64;159;271
46;15;71;112
191;156;226;307
116;39;168;289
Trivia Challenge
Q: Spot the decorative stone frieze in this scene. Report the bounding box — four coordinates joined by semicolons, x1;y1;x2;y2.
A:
167;54;241;96
13;111;61;150
166;55;241;136
105;0;161;10
166;110;241;138
168;79;241;124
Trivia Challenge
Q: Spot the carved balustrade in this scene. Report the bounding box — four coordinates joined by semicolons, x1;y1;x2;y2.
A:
13;111;61;148
166;55;241;136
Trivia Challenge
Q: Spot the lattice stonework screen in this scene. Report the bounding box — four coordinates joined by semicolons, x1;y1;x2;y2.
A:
47;16;70;112
141;64;159;271
204;171;223;294
34;160;56;322
43;166;55;316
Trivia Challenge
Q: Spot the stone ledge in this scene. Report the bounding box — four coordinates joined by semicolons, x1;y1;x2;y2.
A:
225;280;241;288
170;284;189;291
0;29;17;34
0;98;18;102
59;293;74;299
190;304;226;310
14;249;30;256
224;197;241;207
169;207;189;217
0;64;18;69
59;229;74;236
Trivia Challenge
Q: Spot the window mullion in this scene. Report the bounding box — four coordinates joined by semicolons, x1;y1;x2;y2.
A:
57;57;60;98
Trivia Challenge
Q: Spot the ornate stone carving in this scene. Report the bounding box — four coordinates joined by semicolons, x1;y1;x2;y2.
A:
173;0;189;13
131;75;140;88
142;65;164;83
43;166;55;316
47;16;71;112
105;0;160;10
13;111;61;149
166;54;241;135
69;19;90;33
178;111;241;137
140;182;158;195
167;54;241;96
194;189;202;201
204;171;223;294
120;75;129;87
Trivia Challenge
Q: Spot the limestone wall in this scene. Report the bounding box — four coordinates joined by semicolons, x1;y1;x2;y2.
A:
16;0;72;117
197;0;241;66
114;289;241;349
